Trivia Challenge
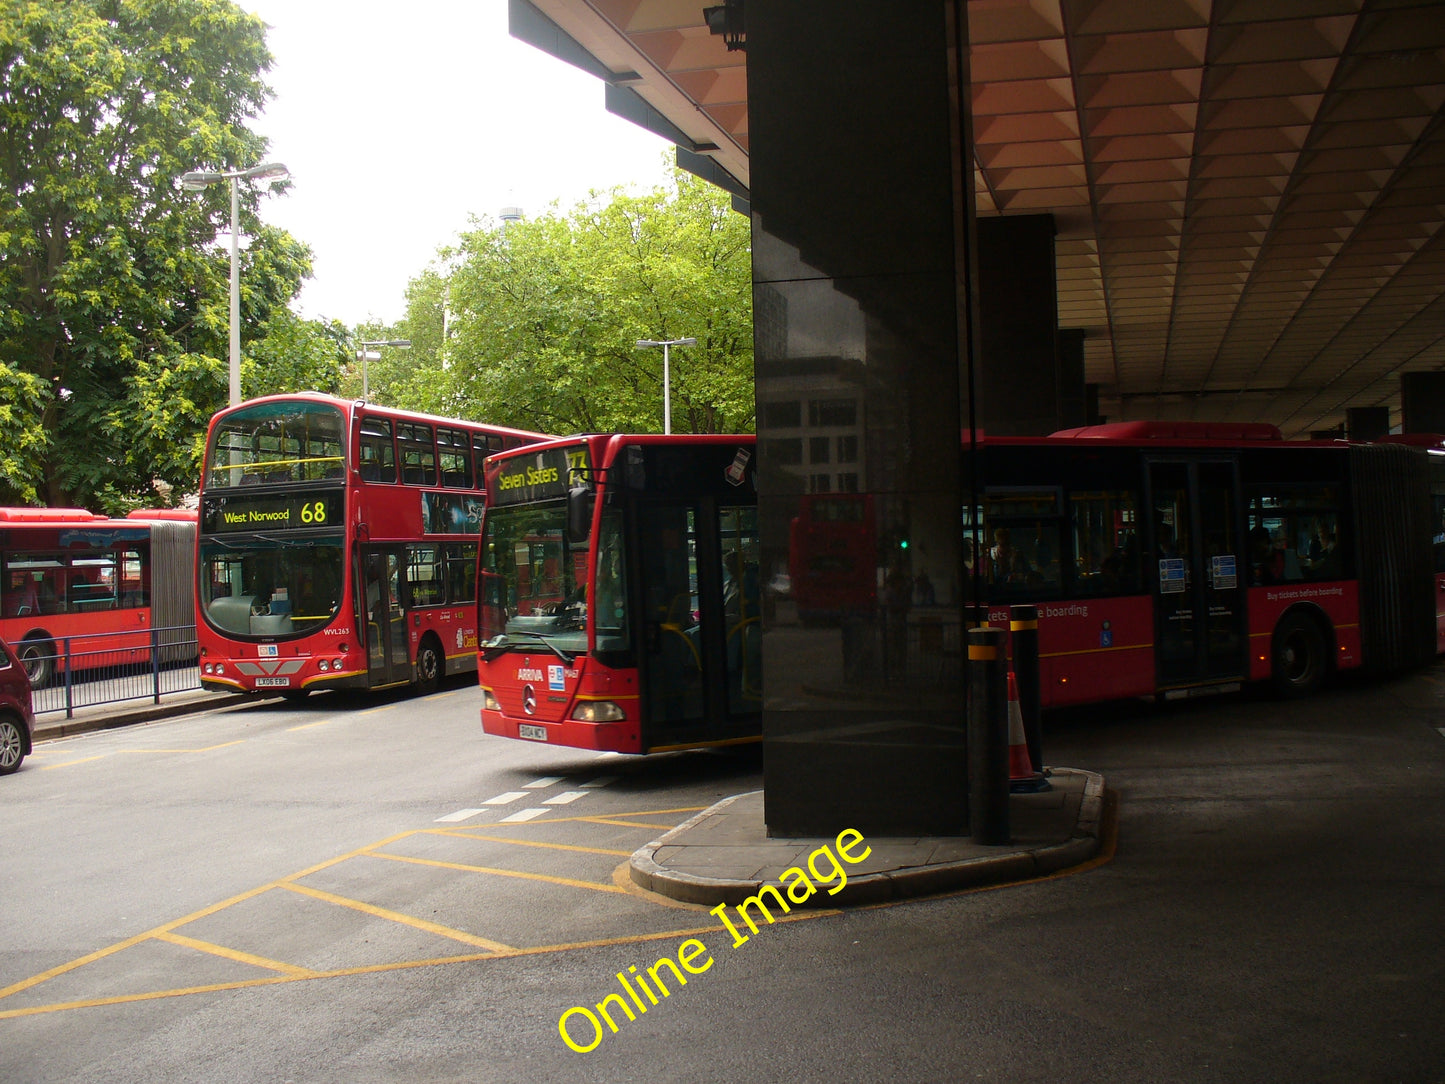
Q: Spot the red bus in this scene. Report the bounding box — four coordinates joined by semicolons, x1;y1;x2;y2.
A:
788;493;876;623
196;393;548;698
0;507;196;685
478;434;759;753
966;422;1444;706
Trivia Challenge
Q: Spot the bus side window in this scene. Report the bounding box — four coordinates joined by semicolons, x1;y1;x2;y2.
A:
398;423;437;486
406;545;444;607
359;417;397;483
1069;490;1141;597
438;428;473;489
446;543;477;604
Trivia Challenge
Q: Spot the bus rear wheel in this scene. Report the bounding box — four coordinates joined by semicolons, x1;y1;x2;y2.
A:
1272;613;1327;698
19;637;52;688
414;636;443;696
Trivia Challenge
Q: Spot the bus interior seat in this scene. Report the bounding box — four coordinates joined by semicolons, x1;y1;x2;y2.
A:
208;595;255;636
239;474;261;486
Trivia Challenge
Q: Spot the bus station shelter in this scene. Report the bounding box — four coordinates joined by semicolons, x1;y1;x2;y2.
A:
513;0;1445;835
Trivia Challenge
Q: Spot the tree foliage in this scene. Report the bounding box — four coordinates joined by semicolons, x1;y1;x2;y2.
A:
370;170;754;436
0;0;333;511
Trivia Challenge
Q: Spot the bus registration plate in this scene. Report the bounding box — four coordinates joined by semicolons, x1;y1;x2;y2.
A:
518;724;548;742
256;677;292;687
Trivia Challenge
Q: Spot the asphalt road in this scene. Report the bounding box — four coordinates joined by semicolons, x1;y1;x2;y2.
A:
3;663;1444;1083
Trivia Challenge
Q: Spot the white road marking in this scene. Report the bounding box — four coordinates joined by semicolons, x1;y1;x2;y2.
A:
482;791;529;806
1437;727;1445;740
579;776;618;788
542;791;589;805
434;808;485;823
523;776;563;788
499;808;547;823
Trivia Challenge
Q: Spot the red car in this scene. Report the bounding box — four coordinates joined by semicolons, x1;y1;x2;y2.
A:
0;637;35;774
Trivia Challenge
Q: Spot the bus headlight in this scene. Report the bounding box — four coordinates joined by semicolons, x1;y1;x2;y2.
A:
571;701;625;723
482;689;501;712
318;660;329;672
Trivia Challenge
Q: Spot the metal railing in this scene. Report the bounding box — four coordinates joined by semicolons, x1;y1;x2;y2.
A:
28;624;201;718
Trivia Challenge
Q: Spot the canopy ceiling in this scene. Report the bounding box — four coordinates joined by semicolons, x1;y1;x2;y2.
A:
519;0;1445;437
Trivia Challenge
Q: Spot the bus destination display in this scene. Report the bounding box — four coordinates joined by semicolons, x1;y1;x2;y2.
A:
203;492;343;533
491;445;591;506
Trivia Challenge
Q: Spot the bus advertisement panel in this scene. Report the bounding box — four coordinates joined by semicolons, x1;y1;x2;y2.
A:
478;434;759;754
0;507;196;686
196;393;548;697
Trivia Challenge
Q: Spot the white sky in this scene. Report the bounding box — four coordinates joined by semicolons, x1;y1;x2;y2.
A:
240;0;672;328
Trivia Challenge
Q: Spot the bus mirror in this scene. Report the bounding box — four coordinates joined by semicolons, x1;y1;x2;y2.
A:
566;486;594;543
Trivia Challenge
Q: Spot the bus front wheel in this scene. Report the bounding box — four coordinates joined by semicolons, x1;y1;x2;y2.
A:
1271;613;1327;698
19;637;53;688
414;635;443;696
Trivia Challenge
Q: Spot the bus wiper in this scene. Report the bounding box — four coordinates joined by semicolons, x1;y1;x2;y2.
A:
480;632;576;665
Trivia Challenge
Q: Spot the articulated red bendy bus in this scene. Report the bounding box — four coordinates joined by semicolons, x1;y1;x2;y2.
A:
196;393;547;697
0;507;196;685
477;434;759;753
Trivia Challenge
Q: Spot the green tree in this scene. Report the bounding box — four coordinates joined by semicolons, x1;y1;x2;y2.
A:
0;0;314;511
389;169;754;435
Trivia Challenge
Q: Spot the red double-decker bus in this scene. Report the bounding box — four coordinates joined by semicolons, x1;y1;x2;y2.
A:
477;434;759;753
196;394;547;698
0;507;196;685
788;493;876;623
965;422;1444;706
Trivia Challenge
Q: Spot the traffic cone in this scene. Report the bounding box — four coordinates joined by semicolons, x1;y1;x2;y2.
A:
1008;671;1050;792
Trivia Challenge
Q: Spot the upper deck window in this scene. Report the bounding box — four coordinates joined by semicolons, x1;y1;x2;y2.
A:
359;416;397;483
437;428;474;489
206;401;345;490
397;423;437;486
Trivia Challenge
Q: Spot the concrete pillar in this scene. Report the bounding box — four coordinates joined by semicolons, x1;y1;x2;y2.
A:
1401;372;1445;435
977;215;1060;435
1057;328;1087;431
750;1;972;836
1347;406;1390;442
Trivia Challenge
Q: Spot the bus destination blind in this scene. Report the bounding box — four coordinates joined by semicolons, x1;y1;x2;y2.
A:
203;492;343;533
491;446;590;506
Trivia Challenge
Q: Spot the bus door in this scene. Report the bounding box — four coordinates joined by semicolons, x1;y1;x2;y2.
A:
636;499;758;741
1147;459;1246;688
360;547;408;686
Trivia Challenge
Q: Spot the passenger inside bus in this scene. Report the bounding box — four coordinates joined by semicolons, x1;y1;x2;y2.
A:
1250;527;1283;584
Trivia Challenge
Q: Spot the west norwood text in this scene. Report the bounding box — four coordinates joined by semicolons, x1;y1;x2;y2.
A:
557;829;872;1053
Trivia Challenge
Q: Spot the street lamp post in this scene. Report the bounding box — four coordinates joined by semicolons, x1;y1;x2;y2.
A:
357;339;412;401
179;162;291;406
636;337;696;434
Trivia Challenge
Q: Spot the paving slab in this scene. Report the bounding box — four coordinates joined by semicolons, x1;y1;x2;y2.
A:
630;767;1106;906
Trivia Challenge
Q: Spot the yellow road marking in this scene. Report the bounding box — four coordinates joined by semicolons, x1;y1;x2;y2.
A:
154;932;318;978
480;806;708;826
0;797;1116;1021
365;851;627;895
40;755;109;770
286;718;340;731
425;830;631;856
572;817;680;830
121;741;246;754
0;880;280;1002
277;882;514;952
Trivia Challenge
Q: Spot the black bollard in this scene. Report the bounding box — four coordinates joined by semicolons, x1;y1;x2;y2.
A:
1009;604;1044;776
967;626;1009;845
